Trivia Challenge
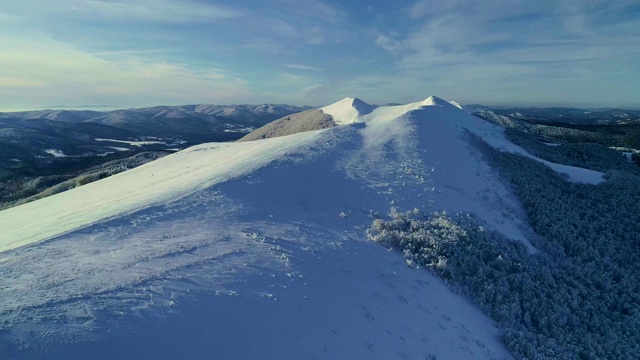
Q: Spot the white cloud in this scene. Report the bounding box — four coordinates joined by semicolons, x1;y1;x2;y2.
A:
375;34;399;53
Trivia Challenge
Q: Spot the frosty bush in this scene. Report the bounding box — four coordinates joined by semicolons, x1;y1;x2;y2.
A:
368;208;525;284
369;136;640;360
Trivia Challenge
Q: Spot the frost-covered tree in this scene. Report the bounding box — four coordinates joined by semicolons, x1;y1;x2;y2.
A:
368;134;640;359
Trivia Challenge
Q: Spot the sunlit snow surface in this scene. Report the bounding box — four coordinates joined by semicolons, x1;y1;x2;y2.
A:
43;149;68;158
94;138;167;146
0;97;604;359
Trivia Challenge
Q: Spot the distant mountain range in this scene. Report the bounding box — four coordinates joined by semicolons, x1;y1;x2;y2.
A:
467;104;640;125
0;103;311;155
0;103;309;207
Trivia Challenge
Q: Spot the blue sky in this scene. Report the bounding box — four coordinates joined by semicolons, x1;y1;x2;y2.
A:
1;0;639;110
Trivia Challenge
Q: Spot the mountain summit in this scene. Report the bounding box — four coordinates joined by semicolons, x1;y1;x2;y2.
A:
238;96;458;142
320;96;459;125
320;96;376;124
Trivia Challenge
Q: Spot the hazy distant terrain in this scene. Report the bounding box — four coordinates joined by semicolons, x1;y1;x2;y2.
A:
473;107;640;162
0;104;309;208
3;102;640;210
468;105;640;125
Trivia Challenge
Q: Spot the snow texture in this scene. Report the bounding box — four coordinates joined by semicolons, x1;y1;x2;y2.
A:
0;95;606;358
0;131;320;253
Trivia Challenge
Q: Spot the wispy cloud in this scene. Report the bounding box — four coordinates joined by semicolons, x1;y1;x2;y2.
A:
69;0;241;23
387;0;640;68
277;0;348;23
2;0;241;25
238;1;350;54
369;0;640;105
242;37;290;55
2;1;638;108
284;64;323;71
254;71;328;105
0;36;251;109
243;1;350;47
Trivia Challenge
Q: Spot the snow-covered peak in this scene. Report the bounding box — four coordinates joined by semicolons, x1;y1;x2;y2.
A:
352;95;459;123
408;96;458;111
320;97;376;125
321;96;461;125
422;95;452;107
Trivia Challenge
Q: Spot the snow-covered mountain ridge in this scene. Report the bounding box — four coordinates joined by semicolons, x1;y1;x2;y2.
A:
320;95;451;125
0;96;609;359
2;95;592;253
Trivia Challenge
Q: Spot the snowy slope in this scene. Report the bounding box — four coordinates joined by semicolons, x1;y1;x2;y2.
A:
0;131;320;253
0;96;606;359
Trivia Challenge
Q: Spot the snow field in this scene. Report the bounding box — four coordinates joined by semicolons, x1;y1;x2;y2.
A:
0;95;610;358
0;130;321;253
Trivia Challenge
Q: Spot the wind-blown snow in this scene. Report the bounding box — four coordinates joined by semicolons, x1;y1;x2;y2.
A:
95;138;166;146
0;131;321;253
0;95;608;358
44;149;68;157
